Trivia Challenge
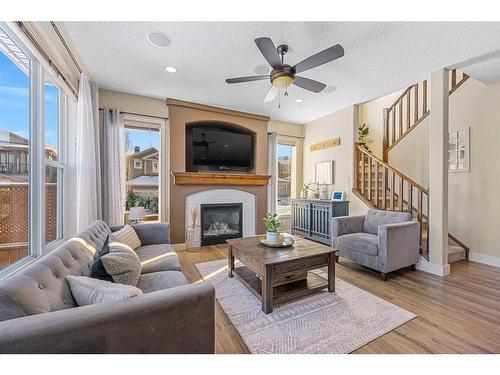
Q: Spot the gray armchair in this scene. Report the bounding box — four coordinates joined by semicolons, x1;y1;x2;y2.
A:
331;209;420;280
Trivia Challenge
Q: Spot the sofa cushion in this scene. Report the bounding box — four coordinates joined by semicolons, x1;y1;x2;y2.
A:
89;256;114;282
66;275;143;306
135;244;181;274
362;209;412;235
337;232;379;256
111;225;141;250
101;243;142;286
0;292;25;322
137;271;189;293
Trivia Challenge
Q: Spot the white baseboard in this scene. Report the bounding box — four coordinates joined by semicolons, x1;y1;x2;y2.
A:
416;258;450;276
469;251;500;268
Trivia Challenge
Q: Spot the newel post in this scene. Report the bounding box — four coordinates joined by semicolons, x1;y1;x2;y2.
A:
382;108;389;162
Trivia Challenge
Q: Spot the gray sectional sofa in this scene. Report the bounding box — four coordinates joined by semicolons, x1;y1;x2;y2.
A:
0;220;215;354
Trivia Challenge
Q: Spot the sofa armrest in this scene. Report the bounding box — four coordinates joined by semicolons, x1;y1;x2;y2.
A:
0;282;215;354
331;215;365;246
378;221;421;273
132;222;170;245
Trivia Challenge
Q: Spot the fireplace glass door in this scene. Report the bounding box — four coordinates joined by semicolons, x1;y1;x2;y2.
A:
200;203;243;245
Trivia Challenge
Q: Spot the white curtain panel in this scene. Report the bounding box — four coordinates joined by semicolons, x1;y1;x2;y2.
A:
267;132;278;214
76;73;101;231
101;108;126;226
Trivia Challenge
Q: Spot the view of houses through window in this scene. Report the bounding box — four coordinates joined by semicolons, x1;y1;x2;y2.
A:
0;25;66;272
277;143;295;217
125;128;160;222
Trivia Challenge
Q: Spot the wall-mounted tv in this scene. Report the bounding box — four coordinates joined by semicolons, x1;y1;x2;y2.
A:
186;123;254;172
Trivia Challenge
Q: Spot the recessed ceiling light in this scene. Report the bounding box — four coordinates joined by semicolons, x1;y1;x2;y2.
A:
165;66;177;73
147;31;169;47
295;98;304;103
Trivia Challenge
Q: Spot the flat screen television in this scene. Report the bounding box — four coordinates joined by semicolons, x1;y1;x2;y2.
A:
186;125;254;172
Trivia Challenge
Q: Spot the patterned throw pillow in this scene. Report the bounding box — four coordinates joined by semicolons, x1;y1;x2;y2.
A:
66;275;143;306
111;225;141;250
100;242;142;286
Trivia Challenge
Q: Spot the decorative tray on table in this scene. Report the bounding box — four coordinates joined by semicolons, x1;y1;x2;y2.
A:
259;237;294;248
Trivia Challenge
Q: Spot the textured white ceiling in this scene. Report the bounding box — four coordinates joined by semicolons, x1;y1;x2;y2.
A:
63;22;500;124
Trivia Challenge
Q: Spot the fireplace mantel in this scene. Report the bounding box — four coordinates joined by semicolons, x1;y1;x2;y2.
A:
171;172;271;186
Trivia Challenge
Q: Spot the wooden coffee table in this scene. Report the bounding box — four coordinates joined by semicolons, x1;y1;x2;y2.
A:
226;235;337;314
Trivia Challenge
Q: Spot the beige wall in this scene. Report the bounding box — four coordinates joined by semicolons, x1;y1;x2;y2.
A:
359;90;404;158
99;89;168;118
303;105;368;216
448;78;500;261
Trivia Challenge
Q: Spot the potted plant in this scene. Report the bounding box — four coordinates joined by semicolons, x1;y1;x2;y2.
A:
358;123;372;153
300;182;316;199
263;213;281;245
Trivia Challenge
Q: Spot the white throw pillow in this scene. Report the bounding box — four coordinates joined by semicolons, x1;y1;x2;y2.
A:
66;275;143;306
111;224;141;250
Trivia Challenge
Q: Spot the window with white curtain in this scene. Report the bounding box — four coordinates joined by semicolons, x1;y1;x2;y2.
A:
0;23;67;276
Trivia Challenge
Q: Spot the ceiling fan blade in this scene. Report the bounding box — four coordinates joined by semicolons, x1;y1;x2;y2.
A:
263;85;279;102
293;44;344;74
225;75;269;84
293;76;327;93
254;37;282;69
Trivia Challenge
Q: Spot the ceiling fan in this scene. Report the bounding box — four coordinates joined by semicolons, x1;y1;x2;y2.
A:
225;37;344;103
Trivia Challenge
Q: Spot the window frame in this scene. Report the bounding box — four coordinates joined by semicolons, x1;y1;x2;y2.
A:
0;23;68;279
133;159;143;169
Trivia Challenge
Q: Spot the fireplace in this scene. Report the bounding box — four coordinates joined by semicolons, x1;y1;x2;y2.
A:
200;203;243;245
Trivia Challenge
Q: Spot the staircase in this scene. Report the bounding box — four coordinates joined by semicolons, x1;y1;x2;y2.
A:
353;69;470;263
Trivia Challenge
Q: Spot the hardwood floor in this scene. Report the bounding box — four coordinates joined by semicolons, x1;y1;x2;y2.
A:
177;244;500;354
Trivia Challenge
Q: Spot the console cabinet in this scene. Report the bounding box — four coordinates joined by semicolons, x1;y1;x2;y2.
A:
291;199;350;245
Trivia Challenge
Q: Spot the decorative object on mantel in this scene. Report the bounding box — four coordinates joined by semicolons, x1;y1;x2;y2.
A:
186;208;201;250
263;213;281;245
310;138;340;152
171;172;271;186
299;181;316;199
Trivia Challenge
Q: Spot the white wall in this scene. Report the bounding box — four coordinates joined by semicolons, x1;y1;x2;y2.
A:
303;105;368;215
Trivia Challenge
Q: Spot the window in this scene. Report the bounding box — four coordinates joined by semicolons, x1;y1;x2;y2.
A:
277;143;295;217
125;127;160;222
0;24;67;274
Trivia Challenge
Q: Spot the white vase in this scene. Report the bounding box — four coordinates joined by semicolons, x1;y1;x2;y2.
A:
266;231;279;245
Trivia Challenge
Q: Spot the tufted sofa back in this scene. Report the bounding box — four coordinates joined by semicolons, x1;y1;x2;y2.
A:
0;220;110;316
362;209;412;235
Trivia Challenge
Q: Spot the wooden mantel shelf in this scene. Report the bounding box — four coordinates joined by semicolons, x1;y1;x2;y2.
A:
171;172;271;186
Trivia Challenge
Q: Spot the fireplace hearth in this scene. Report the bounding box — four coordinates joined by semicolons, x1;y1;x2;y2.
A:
200;203;243;245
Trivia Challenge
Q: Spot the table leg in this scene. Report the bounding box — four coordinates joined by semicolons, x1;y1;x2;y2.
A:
328;253;336;292
228;245;234;278
262;265;273;314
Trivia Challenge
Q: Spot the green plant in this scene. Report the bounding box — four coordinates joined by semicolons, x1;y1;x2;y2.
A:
300;181;316;198
125;191;151;211
358;123;372;152
263;213;281;233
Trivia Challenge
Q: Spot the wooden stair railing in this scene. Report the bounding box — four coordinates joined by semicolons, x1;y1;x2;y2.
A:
353;143;430;259
382;69;469;162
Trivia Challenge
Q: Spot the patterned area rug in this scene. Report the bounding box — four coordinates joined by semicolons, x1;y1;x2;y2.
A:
196;259;416;354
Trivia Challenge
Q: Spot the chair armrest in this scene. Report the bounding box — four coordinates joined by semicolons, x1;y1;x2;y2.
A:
0;282;215;354
132;222;170;245
331;215;365;246
378;221;421;273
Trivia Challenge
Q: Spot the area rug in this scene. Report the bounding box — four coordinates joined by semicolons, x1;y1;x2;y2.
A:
195;259;416;354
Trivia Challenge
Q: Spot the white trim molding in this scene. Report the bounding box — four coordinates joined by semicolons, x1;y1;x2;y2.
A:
416;257;451;276
469;252;500;268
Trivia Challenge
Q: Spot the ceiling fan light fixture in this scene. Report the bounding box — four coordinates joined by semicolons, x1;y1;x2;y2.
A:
272;75;294;89
295;98;304;103
165;66;177;73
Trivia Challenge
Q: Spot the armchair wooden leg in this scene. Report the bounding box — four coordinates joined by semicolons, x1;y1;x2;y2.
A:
380;272;387;281
334;255;339;263
409;264;416;271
